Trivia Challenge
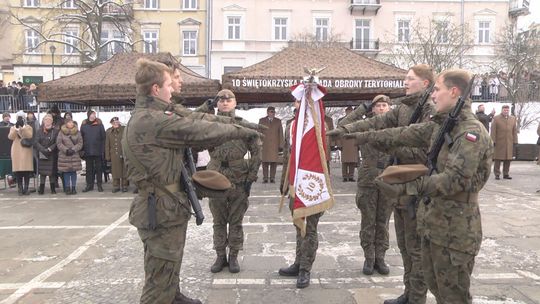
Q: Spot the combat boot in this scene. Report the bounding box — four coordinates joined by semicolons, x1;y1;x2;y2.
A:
374;258;390;275
210;254;227;273
173;292;202;304
278;263;300;276
296;269;310;288
383;294;408;304
228;251;240;273
363;258;375;275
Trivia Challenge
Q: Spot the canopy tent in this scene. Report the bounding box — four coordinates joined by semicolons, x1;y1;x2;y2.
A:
38;52;220;106
222;45;407;106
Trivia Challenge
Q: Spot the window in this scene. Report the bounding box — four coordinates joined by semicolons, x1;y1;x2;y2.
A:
224;66;242;74
227;16;241;40
435;21;449;44
143;31;159;54
314;18;329;41
99;30;127;61
24;0;39;7
355;19;371;49
64;30;78;54
182;31;197;55
25;29;39;53
273;17;288;41
397;20;410;43
112;31;126;54
478;21;490;44
183;0;197;10
63;0;75;8
144;0;158;9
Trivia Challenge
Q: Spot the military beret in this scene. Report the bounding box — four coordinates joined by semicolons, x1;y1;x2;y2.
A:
192;170;232;198
110;117;119;124
377;164;428;184
372;95;391;106
216;89;235;99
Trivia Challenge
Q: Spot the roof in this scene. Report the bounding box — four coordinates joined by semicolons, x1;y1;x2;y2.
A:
38;52;220;106
222;45;407;105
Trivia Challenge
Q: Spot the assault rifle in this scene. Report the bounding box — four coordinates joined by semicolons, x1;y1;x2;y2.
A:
422;75;476;207
181;148;205;225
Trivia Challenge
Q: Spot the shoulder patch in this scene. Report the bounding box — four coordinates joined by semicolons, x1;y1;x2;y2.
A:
465;132;478;142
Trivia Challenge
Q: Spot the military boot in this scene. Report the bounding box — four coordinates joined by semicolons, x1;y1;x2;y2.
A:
210;254;227;273
383;294;408;304
296;269;310;288
278;263;300;276
363;258;375;275
374;258;390;275
173;292;202;304
228;251;240;273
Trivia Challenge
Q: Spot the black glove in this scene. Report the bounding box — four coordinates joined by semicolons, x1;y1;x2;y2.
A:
15;120;24;128
244;181;253;196
207;96;220;108
66;148;74;156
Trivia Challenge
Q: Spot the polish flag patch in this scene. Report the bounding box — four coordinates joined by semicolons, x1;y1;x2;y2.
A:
465;132;478;142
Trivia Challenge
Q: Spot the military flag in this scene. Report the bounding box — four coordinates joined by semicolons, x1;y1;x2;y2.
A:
288;80;334;236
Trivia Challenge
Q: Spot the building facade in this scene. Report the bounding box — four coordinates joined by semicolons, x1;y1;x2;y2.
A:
209;0;529;80
2;0;208;84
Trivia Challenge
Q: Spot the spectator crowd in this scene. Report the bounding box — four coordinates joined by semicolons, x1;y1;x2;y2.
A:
2;106;131;195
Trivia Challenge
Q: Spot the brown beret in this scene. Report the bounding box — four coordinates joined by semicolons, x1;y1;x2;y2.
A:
110;117;119;124
377;164;428;184
216;89;235;99
192;170;232;198
372;95;391;106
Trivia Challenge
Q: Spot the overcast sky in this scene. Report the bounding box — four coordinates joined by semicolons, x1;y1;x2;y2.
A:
517;0;540;30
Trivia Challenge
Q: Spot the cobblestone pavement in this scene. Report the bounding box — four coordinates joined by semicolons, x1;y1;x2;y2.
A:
1;162;539;304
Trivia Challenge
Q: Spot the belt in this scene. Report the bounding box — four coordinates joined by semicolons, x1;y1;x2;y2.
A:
220;159;245;168
445;192;479;203
139;182;181;197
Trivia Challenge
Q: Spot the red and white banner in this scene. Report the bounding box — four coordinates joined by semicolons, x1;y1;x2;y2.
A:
289;83;334;236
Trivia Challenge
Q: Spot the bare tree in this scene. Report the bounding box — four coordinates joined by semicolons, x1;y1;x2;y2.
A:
11;0;141;67
383;18;474;73
492;24;540;130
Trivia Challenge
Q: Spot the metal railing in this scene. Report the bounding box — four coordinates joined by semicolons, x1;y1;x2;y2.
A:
350;0;380;5
350;39;379;51
0;95;135;113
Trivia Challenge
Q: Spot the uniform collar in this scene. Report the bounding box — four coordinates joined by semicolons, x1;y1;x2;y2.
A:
393;90;424;106
431;101;474;124
135;95;172;112
218;109;235;118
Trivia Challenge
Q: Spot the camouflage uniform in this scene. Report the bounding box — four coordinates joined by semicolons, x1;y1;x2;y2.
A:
340;91;432;303
281;118;323;272
207;110;262;256
126;95;259;304
358;104;493;303
356;134;393;262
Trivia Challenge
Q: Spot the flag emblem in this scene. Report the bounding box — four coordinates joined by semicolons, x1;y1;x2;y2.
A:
465;132;477;142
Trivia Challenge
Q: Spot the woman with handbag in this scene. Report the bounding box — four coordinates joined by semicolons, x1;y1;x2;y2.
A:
56;119;83;195
8;111;34;195
34;114;59;194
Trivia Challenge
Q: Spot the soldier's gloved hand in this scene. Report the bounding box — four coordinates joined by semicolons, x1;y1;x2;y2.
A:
207;96;220;108
374;177;406;198
343;132;370;145
244;181;253;196
327;127;348;138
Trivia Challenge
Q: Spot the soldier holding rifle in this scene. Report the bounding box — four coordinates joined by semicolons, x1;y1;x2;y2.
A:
124;59;261;304
347;69;493;303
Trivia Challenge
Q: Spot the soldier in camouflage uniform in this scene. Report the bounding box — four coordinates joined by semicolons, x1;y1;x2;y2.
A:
207;89;262;274
348;69;493;304
354;95;394;276
125;59;261;304
278;101;323;289
331;64;435;304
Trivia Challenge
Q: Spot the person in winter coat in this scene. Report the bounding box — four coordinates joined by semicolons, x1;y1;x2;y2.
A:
34;114;59;194
80;109;106;192
491;105;518;179
105;117;128;192
8;111;34;195
56;119;83;195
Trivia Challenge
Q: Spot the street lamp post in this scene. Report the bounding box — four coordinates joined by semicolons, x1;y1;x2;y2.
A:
49;44;56;80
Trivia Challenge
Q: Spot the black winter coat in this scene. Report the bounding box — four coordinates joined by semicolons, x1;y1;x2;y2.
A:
81;118;106;157
34;126;59;176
